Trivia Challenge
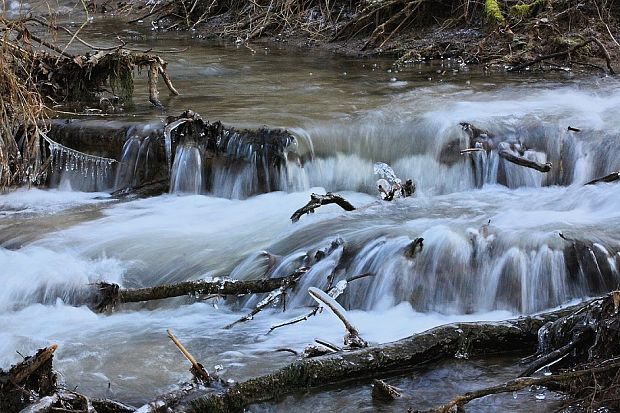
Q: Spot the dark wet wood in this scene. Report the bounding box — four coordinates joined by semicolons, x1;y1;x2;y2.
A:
291;192;356;222
95;271;307;311
185;303;579;412
499;150;551;173
585;171;620;185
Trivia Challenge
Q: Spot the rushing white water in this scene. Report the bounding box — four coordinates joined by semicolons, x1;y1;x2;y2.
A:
2;44;620;411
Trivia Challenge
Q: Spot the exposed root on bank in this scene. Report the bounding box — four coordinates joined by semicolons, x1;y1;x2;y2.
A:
0;13;179;191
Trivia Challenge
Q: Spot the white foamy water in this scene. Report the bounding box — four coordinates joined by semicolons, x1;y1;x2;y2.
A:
1;39;620;411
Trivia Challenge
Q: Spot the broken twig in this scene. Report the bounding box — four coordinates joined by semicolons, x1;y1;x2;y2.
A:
291;193;355;223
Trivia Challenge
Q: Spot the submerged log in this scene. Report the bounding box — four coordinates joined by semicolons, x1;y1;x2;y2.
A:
290;193;356;223
183;303;579;412
372;379;402;401
585;171;620;185
498;150;552;173
95;272;306;312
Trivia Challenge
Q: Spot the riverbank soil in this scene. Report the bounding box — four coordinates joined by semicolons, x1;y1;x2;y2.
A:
124;0;620;72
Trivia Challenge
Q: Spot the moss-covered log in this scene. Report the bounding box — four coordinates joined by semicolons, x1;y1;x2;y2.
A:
183;302;580;412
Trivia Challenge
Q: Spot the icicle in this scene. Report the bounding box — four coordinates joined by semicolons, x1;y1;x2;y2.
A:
58;149;64;171
50;146;57;171
39;131;117;178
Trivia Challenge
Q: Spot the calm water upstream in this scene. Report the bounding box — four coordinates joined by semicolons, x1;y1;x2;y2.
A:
2;14;620;412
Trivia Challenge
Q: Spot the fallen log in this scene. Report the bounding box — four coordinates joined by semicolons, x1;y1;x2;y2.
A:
585;171;620;185
182;302;580;412
498;150;552;173
95;271;307;312
290;193;356;223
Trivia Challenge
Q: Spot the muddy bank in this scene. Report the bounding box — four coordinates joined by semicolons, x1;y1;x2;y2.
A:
118;0;620;73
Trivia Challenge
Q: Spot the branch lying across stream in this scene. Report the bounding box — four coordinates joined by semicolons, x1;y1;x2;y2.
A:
585;171;620;185
94;270;307;312
290;192;356;223
498;150;552;173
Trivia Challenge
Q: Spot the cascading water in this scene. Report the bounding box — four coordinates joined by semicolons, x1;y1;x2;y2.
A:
169;144;204;194
2;41;620;411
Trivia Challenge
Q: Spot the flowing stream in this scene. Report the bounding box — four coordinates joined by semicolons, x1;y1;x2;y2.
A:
2;16;620;412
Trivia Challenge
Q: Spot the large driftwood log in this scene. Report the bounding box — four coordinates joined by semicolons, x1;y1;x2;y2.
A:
585;171;620;185
95;271;306;312
182;303;580;412
498;150;552;173
290;193;355;223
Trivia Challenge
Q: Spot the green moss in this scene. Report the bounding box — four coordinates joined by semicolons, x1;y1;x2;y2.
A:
108;56;134;102
509;0;546;18
485;0;506;25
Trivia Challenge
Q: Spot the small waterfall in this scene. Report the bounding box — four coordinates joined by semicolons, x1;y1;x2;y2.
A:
114;124;165;192
160;115;294;199
230;190;620;315
280;98;620;195
170;144;204;194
